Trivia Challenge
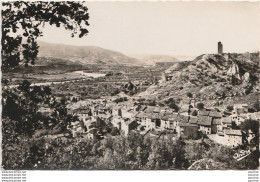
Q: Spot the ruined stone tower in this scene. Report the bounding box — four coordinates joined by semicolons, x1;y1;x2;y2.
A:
218;41;223;54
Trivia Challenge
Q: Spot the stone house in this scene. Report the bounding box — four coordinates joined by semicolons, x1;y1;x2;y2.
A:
224;129;243;147
121;119;138;136
197;116;212;134
146;113;160;130
221;116;232;130
212;118;222;134
112;106;122;117
178;123;199;139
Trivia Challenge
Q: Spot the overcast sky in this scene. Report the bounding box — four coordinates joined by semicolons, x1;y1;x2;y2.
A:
38;1;260;57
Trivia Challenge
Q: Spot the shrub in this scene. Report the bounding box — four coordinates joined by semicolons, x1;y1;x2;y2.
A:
186;92;193;98
196;103;204;110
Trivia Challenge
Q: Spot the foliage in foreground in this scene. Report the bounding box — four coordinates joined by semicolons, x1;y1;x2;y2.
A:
2;132;259;170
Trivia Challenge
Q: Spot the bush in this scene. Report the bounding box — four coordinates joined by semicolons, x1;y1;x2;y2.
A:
186;92;193;98
196;103;204;110
226;105;234;111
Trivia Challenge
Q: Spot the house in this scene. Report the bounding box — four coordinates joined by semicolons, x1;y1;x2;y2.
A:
221;116;232;130
135;112;148;126
189;116;198;125
231;113;247;126
209;111;222;118
112;106;122;117
212;118;222;134
111;116;123;130
144;106;157;113
38;105;53;116
121;108;136;119
178;123;199;139
224;129;243;147
176;115;190;134
197;116;212;134
85;128;98;140
160;115;168;129
233;104;248;114
179;105;190;116
231;104;249;125
74;107;91;124
121;119;138;136
209;129;243;147
198;110;210;116
145;113;160;130
169;113;180;131
70;121;85;137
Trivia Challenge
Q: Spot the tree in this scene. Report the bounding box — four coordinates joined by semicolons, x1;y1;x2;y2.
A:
186;92;193;98
226;105;234;111
18;80;31;92
241;119;259;136
2;1;89;69
169;102;179;111
111;127;120;136
196;102;204;110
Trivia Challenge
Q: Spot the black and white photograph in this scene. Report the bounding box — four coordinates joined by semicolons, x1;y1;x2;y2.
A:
1;0;260;172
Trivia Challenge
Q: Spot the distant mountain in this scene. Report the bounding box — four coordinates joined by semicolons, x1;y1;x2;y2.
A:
142;52;260;108
37;41;140;66
139;55;180;65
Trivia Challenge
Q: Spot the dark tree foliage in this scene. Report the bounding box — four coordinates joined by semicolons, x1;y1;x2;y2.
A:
196;102;204;110
2;1;89;69
186;92;193;98
241;119;259;136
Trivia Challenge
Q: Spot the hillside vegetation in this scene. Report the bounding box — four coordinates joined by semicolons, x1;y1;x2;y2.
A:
144;52;260;108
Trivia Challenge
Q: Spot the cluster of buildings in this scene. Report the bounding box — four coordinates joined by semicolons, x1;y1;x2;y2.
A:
66;97;259;148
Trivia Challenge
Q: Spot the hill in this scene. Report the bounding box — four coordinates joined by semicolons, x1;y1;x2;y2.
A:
37;41;140;66
139;55;180;65
142;52;260;108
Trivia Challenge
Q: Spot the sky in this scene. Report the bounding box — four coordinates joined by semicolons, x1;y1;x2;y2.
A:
38;1;260;57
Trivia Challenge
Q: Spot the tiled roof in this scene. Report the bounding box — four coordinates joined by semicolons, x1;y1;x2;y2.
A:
179;106;189;113
169;113;178;121
197;116;212;126
124;119;136;125
212;118;222;125
180;115;190;123
189;116;198;124
161;115;169;121
153;107;160;113
145;106;157;113
198;110;210;116
113;106;122;110
147;113;160;119
222;116;232;124
225;129;242;136
179;123;198;127
135;112;147;118
151;113;160;119
209;111;222;118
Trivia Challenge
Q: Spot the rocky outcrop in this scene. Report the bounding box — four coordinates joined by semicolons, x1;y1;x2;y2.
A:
142;53;260;108
242;72;251;82
227;63;241;80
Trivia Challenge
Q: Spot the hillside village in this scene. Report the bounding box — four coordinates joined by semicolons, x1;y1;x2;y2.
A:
60;95;259;148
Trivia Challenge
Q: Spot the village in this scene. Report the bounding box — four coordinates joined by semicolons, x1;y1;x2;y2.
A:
37;89;260;148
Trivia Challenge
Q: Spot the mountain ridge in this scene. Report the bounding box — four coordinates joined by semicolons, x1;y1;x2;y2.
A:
38;41;141;65
37;41;180;66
